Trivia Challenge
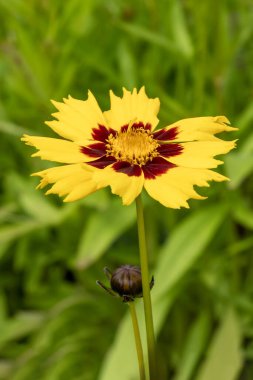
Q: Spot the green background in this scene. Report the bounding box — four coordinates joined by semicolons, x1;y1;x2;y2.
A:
0;0;253;379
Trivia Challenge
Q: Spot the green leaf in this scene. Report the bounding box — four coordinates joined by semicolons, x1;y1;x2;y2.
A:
225;134;253;188
0;203;17;222
235;103;253;135
196;309;242;380
0;312;44;349
232;194;253;230
154;204;228;301
0;121;29;136
117;22;177;52
74;200;136;269
225;152;253;189
170;1;193;59
117;40;137;89
7;174;63;224
0;360;12;379
0;221;42;246
173;312;211;380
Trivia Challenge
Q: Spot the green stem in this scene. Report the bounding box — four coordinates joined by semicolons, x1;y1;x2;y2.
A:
135;195;156;379
128;302;147;380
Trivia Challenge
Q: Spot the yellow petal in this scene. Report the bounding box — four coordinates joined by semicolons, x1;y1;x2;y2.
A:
33;163;93;182
169;140;237;168
45;167;93;196
93;167;144;205
164;116;237;142
46;91;107;143
21;135;86;163
104;87;160;131
63;180;98;202
33;163;99;201
144;167;228;208
145;176;190;208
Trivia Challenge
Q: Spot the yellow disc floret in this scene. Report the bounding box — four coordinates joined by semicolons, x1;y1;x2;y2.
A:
106;125;159;166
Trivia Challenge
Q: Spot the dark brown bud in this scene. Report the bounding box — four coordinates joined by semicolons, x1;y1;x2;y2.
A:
110;265;142;298
96;265;154;303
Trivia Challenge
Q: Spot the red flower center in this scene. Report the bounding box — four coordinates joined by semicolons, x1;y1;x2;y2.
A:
81;122;183;179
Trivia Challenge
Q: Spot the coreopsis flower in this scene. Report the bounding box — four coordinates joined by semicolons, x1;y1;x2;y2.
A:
21;88;237;208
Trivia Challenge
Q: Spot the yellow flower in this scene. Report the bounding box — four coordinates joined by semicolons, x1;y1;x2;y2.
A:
21;88;237;208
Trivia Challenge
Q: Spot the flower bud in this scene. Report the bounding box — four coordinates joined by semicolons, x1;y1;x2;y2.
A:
110;265;142;299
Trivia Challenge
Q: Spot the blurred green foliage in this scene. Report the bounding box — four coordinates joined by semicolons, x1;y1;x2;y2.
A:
0;0;253;379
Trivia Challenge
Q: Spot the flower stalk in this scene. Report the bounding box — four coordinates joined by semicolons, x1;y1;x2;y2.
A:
135;195;157;379
128;301;146;380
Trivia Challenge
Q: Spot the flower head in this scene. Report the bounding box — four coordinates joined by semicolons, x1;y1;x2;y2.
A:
22;87;237;208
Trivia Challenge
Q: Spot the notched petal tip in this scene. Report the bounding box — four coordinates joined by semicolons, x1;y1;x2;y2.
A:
215;115;230;124
153;97;160;112
87;89;96;100
139;86;145;94
45;189;53;195
31;152;40;158
109;89;116;97
219;174;230;182
122;87;131;95
45;120;57;127
21;134;31;144
26;141;37;149
35;177;49;189
172;201;190;209
50;99;61;109
181;202;190;209
109;89;120;104
121;197;134;206
63;194;75;203
215;116;238;132
31;172;41;178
